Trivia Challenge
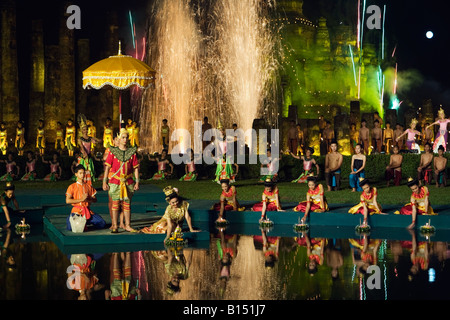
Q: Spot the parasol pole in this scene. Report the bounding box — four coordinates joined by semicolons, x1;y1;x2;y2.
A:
118;41;123;124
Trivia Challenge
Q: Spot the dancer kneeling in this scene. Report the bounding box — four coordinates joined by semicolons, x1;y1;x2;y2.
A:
294;175;328;223
140;186;199;242
395;177;436;229
252;178;283;221
348;178;385;227
65;165;106;232
212;179;244;223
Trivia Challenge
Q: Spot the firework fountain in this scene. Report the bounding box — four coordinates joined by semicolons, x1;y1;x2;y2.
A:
138;0;281;153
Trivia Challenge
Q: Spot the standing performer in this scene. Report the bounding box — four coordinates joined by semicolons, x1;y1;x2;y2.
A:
358;119;370;155
433;145;447;188
65;119;77;157
36;119;46;156
383;122;394;154
78;115;100;185
0;122;7;156
426;107;450;152
103;117;114;149
324;140;343;191
395;177;436;229
349;123;359;155
102;127;140;233
393;123;405;151
86;119;97;151
422;122;434;148
294;175;328;223
349;144;366;192
55;122;65;153
396;118;421;152
15;121;25;156
348;178;385;227
161;119;170;150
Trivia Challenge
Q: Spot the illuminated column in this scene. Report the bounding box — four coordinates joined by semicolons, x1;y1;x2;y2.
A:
29;19;45;146
0;0;20;131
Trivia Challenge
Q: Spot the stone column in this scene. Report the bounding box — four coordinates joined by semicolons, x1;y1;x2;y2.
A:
0;0;20;136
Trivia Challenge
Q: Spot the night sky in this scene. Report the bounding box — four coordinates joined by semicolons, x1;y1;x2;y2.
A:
12;0;450;109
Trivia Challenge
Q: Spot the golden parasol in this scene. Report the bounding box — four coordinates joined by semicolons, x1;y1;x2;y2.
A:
82;41;156;123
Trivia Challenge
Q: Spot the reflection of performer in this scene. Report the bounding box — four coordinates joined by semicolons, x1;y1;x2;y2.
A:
349;236;381;278
295;233;326;276
395;177;436;229
254;229;279;269
294;175;328;223
107;252;140;300
427;108;450;152
0;122;8;156
67;254;104;300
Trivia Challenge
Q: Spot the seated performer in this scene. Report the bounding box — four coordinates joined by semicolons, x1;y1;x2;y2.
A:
0;152;19;182
348;178;385;227
252;178;283;221
294;175;328;223
213;179;244;223
65;165;106;231
1;182;25;229
433;145;447;188
179;149;198;182
148;149;173;180
291;147;319;183
349;144;366;192
139;186;199;243
21;151;37;181
324;140;343;191
42;152;62;181
385;145;403;186
395;177;436;229
259;149;279;183
417;143;433;186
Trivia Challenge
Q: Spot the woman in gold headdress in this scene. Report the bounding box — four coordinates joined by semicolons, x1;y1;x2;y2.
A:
139;186;199;242
426;107;450;153
348;178;385;227
396;118;421;152
395;177;436;229
0;122;8;156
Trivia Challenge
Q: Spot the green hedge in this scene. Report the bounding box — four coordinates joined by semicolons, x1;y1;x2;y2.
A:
1;152;448;183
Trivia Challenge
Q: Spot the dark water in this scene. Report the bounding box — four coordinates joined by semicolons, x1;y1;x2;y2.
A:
1;224;450;301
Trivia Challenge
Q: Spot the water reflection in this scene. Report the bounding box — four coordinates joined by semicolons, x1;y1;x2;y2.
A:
1;227;450;300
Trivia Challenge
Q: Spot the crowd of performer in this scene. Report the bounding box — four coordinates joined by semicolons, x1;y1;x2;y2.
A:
0;108;448;240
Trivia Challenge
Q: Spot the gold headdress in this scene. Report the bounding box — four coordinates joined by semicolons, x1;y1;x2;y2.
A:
217;118;223;130
438;107;445;117
5;182;15;191
117;120;128;138
164;186;179;201
77;114;88;129
410;118;418;127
